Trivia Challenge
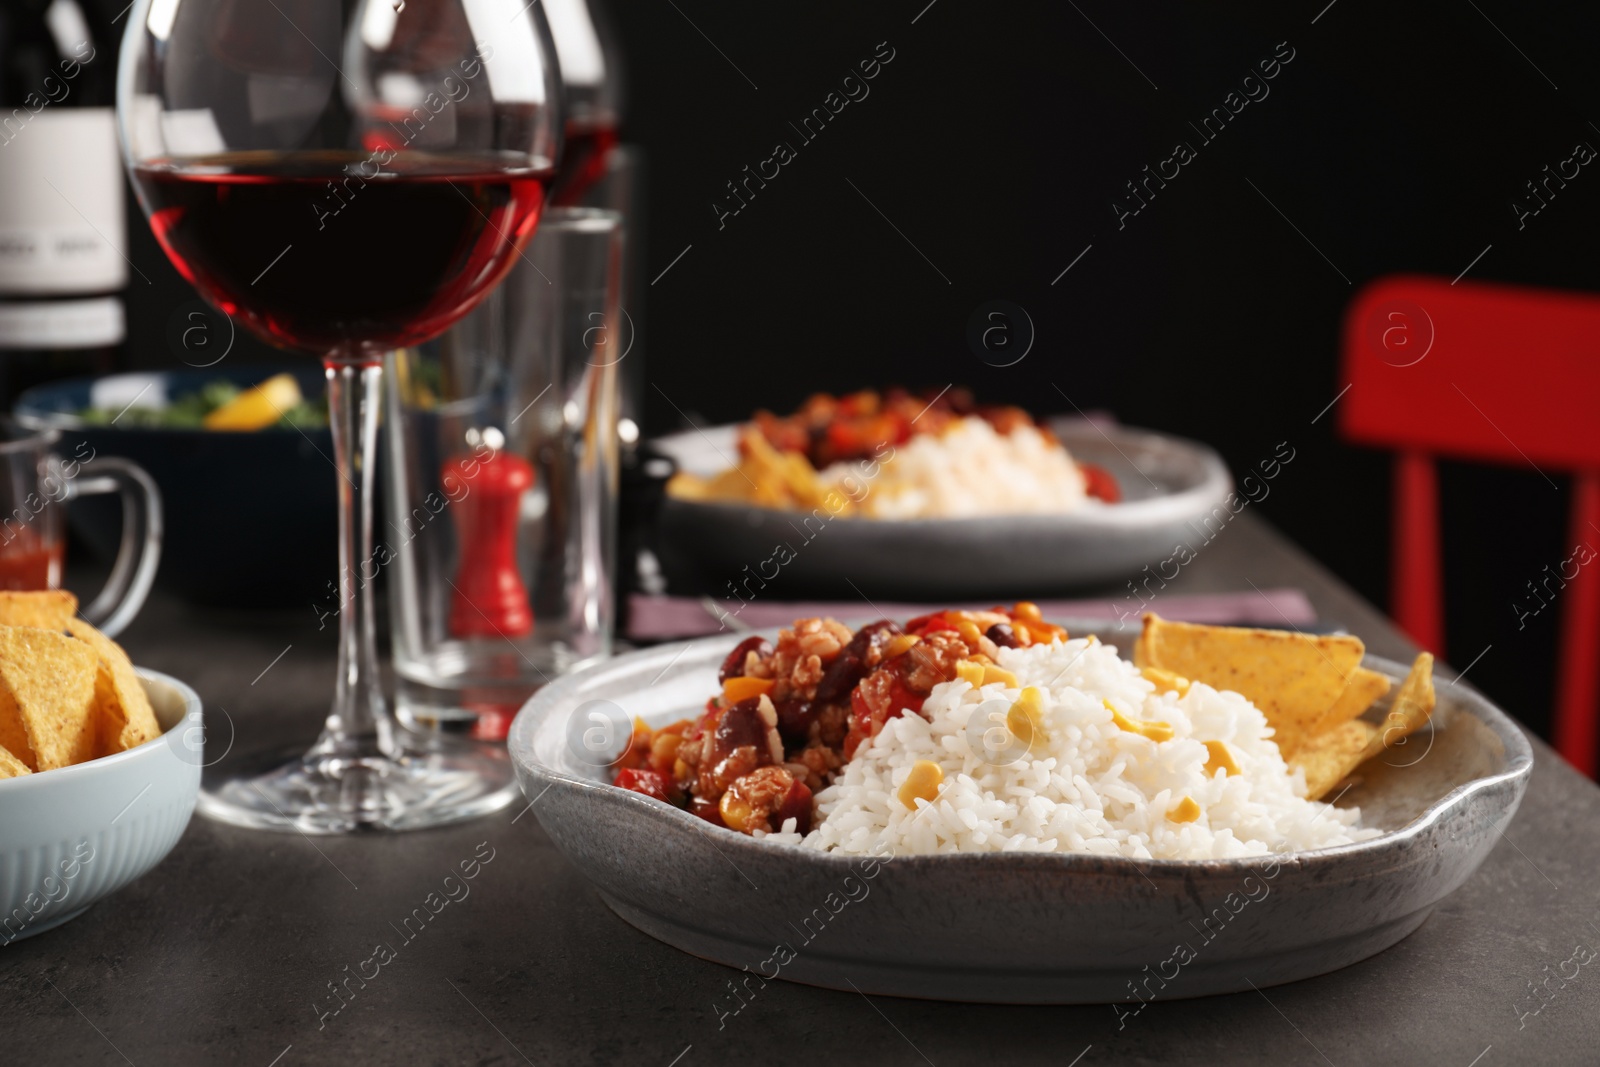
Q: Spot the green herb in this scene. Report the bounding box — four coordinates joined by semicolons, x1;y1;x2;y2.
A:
77;379;328;430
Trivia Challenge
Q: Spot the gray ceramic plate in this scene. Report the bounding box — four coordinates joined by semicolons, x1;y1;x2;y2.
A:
509;623;1533;1003
652;420;1233;597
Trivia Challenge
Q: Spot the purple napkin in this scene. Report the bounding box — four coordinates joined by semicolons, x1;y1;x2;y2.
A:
626;588;1318;641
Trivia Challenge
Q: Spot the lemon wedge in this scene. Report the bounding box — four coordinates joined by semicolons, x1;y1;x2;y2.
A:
203;373;302;431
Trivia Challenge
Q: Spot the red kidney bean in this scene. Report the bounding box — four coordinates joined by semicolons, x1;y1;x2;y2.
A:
775;694;817;748
718;636;773;684
814;652;862;705
986;622;1022;649
711;698;770;759
845;618;902;659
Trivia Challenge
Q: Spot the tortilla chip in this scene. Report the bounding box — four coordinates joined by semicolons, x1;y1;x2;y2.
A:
67;620;160;756
0;742;30;778
1292;653;1438;800
1360;652;1436;763
1296;719;1381;800
0;680;32;768
1135;614;1390;757
1309;665;1394;738
0;590;77;632
0;626;97;770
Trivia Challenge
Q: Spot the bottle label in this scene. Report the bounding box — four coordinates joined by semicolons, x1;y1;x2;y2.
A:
0;108;127;294
0;297;124;348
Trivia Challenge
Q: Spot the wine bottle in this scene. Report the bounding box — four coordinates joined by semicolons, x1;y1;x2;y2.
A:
0;0;125;406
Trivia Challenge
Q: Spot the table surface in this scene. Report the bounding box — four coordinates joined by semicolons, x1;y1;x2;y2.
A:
8;513;1598;1067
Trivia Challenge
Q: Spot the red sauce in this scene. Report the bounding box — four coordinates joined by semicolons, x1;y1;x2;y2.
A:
0;529;61;591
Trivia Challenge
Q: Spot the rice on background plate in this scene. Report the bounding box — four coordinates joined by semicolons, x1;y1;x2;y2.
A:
765;636;1379;860
821;417;1090;519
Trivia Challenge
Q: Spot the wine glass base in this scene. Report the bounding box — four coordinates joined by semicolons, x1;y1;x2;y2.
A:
196;739;521;834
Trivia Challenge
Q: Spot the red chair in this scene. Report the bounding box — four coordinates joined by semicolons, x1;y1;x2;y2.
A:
1340;275;1600;775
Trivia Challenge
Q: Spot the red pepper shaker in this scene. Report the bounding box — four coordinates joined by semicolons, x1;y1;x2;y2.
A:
446;447;535;638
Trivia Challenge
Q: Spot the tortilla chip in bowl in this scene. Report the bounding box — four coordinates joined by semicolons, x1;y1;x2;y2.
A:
0;665;202;941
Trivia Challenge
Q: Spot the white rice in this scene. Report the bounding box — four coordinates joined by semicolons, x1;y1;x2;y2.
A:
822;417;1090;519
765;637;1378;859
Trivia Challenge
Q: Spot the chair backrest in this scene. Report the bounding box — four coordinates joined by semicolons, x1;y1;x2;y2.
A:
1339;274;1600;776
1340;274;1600;470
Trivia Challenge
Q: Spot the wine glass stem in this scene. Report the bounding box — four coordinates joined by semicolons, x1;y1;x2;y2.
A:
314;358;395;760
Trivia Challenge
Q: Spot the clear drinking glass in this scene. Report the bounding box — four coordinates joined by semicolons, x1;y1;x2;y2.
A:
587;145;644;430
117;0;563;832
0;418;161;636
386;209;623;740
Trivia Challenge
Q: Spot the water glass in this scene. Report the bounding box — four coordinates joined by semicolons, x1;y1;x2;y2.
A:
386;209;623;739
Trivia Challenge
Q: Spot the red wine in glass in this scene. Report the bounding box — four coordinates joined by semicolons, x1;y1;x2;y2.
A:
132;152;550;360
550;119;618;207
121;0;563;836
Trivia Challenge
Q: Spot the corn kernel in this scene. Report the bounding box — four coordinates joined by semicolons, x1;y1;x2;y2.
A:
897;760;944;809
1013;601;1043;621
1105;699;1175;742
1168;796;1201;823
720;790;758;832
982;664;1019;687
956;660;986;687
1203;740;1240;776
649;732;683;773
1141;666;1191;696
956;619;985;647
884;633;921;660
723;676;775;704
1007;687;1049;750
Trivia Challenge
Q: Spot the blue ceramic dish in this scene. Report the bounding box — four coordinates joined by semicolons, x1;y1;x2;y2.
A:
16;366;336;607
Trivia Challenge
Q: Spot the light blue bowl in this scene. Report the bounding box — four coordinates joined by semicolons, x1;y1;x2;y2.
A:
0;670;202;941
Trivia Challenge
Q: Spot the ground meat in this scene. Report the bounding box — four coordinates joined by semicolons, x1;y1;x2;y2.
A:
815;700;850;748
742;651;776;680
612;605;1052;835
901;631;968;692
792;652;826;692
799;617;853;659
696;699;774;798
719;766;796;833
792;743;841;791
700;744;761;799
769;618;853;703
676;736;702;779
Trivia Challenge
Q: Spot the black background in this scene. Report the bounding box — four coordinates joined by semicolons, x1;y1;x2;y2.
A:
122;0;1600;743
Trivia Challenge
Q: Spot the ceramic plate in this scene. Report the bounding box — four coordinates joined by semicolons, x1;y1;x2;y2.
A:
509;624;1532;1003
652;420;1233;597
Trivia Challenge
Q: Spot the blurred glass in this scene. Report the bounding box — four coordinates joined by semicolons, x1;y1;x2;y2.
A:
386;209;623;740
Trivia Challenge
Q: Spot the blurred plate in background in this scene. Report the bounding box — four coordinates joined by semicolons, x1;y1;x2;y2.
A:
16;366;336;608
652;419;1233;599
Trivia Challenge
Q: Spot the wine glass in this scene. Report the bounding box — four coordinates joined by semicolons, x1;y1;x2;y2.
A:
117;0;563;833
544;0;622;205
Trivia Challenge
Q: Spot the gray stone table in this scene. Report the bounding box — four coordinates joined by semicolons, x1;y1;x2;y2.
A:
5;514;1596;1065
